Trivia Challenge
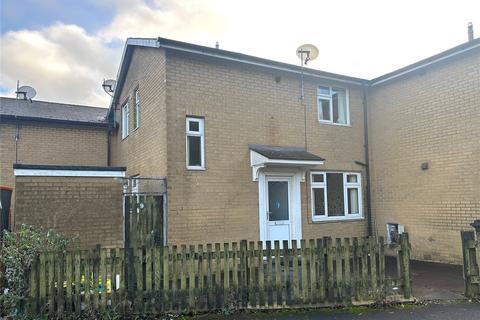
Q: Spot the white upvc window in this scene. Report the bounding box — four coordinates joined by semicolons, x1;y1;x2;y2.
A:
121;102;129;139
317;86;350;125
186;117;205;170
134;88;140;129
311;171;362;221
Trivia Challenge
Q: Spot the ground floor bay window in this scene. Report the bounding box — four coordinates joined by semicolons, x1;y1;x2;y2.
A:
311;172;362;221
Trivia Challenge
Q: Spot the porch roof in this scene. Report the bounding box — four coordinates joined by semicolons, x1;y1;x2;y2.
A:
249;145;324;180
249;144;324;162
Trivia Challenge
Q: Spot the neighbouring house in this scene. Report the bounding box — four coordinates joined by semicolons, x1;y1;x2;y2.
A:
1;36;478;263
0;98;126;247
368;41;480;263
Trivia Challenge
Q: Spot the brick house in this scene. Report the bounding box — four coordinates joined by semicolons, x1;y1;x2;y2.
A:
109;38;370;247
108;36;479;263
1;36;478;263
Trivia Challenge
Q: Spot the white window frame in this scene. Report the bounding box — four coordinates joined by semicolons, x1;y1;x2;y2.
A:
121;102;129;139
317;86;350;126
310;171;363;222
186;117;205;170
134;88;140;129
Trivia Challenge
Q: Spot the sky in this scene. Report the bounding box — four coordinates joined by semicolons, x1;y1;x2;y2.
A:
1;0;479;107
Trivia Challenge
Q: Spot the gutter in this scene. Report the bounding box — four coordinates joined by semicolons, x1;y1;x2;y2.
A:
160;43;367;86
0;115;109;128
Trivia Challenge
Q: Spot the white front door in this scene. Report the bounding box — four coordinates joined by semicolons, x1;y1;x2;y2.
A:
266;176;292;243
258;173;302;246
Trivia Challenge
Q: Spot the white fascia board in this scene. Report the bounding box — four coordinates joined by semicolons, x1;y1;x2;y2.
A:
250;150;269;167
14;169;126;178
267;159;325;166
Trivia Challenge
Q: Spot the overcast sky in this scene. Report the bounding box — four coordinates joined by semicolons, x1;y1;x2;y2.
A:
1;0;479;107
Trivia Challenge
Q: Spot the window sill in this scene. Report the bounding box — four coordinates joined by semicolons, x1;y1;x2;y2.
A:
318;120;351;127
186;166;206;171
311;215;364;223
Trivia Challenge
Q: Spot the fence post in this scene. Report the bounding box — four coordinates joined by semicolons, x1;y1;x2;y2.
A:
240;239;248;308
124;196;131;249
399;233;411;299
28;255;39;315
378;236;386;297
461;230;476;298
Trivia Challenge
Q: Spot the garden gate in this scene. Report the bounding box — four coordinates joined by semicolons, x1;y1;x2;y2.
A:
461;220;480;298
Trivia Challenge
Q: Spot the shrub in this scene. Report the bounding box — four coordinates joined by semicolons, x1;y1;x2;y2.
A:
0;225;74;317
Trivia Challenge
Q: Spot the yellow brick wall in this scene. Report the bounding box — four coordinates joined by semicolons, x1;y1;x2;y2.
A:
14;176;123;248
164;51;369;245
110;47;168;178
368;48;480;264
0;122;108;222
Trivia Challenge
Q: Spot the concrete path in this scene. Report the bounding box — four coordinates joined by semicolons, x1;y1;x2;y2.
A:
385;257;465;301
410;260;465;300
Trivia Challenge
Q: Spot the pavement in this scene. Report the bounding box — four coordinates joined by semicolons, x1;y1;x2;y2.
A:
188;302;480;319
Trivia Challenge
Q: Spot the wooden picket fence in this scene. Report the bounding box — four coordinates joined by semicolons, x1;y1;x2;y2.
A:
461;230;480;298
27;234;411;316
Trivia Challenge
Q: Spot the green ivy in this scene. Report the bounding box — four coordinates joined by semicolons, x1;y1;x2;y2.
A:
0;225;75;317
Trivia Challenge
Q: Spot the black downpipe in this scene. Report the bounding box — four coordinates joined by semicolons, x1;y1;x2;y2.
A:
107;103;116;166
107;129;111;166
15;120;20;163
362;86;374;236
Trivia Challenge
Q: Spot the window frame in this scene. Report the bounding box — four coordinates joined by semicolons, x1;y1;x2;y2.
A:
310;171;363;222
185;116;205;170
121;102;129;139
317;86;350;126
133;88;140;130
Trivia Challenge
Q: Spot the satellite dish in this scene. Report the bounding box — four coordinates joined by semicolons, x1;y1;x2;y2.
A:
16;85;37;100
296;44;319;65
102;79;116;96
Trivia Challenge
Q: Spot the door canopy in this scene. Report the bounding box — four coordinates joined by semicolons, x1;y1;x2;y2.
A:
249;144;325;181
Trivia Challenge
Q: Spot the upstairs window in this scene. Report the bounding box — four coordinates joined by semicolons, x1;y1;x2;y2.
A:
121;102;129;139
311;172;362;221
186;117;205;170
317;86;349;125
134;88;140;129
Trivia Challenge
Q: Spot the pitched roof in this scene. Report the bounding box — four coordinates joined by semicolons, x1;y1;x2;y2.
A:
370;37;480;85
0;97;108;127
249;144;325;161
112;36;480;109
110;37;369;109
